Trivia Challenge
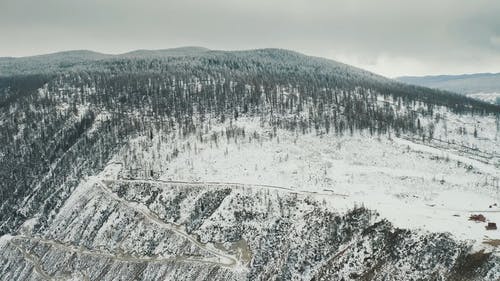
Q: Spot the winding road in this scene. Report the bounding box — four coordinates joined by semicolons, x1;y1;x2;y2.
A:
90;177;241;268
10;175;345;280
103;178;349;198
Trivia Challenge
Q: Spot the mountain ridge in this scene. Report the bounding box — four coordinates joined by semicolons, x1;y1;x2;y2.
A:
0;47;388;83
397;72;500;95
2;47;498;113
0;47;210;60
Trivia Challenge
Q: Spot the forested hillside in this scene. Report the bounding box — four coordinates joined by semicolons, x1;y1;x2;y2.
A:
1;48;499;280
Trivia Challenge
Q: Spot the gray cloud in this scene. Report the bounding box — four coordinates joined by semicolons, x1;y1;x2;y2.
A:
1;0;500;76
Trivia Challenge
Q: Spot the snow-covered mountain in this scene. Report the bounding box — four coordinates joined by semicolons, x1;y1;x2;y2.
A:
397;73;500;105
1;48;499;280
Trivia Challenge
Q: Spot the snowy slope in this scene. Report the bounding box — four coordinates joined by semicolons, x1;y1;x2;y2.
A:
0;49;499;280
113;111;500;251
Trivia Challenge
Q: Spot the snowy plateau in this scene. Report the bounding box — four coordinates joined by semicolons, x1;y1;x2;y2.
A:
0;48;499;280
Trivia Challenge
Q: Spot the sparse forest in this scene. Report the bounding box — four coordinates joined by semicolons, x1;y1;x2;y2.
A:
1;49;499;236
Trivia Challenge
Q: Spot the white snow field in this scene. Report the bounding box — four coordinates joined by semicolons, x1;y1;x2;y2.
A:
467;93;500;105
107;107;500;256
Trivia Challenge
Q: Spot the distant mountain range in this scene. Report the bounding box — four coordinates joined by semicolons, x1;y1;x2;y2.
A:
0;47;213;76
0;46;211;61
396;73;500;94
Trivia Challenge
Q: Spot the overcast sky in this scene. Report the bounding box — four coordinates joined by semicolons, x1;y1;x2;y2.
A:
1;0;500;77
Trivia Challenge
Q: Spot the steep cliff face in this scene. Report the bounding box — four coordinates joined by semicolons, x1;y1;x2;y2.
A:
1;48;499;280
1;174;499;280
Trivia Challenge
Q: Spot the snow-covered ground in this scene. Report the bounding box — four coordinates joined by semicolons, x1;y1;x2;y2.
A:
467;92;500;104
2;107;499;280
110;110;500;255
